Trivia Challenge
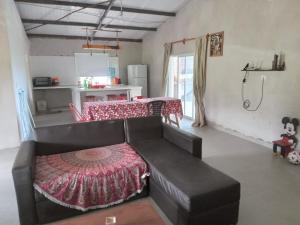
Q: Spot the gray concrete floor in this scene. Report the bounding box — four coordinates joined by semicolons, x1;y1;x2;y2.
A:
1;116;299;225
181;121;300;225
33;111;74;127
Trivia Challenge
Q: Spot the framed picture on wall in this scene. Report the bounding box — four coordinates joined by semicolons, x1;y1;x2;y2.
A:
209;31;224;57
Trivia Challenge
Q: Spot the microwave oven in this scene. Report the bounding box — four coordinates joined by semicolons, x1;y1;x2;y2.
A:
32;77;52;87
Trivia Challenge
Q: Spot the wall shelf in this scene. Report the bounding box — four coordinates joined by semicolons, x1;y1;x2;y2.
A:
241;69;285;72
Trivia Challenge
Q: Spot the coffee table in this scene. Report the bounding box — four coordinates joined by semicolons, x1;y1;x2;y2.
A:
53;198;167;225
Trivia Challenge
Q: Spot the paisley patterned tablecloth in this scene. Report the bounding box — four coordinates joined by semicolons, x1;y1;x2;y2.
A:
34;143;148;211
83;97;183;121
83;100;148;121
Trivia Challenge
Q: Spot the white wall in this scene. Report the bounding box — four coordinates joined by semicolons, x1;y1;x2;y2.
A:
30;56;76;85
30;39;143;84
142;0;300;148
0;0;32;149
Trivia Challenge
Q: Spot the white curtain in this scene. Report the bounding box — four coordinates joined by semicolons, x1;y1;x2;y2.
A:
161;43;173;96
192;36;208;127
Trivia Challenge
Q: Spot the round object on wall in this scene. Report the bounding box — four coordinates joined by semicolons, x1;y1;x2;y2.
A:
287;151;300;165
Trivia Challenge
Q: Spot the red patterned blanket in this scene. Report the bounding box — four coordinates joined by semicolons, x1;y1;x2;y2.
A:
34;143;148;211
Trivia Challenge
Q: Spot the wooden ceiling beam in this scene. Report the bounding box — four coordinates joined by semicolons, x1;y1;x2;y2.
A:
22;19;157;31
27;33;143;43
15;0;176;17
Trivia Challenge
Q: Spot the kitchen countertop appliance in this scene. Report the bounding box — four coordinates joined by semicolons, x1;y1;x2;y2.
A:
32;77;52;87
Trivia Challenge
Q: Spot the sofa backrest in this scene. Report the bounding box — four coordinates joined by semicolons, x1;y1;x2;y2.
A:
125;116;163;144
35;119;125;155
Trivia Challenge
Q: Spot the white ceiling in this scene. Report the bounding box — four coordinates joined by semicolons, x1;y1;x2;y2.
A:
16;0;191;41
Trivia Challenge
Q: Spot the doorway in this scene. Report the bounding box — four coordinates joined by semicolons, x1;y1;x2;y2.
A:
167;55;194;119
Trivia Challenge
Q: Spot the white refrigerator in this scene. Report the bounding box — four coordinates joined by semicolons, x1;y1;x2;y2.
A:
127;65;148;97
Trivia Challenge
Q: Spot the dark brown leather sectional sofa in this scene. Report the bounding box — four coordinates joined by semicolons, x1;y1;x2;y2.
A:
12;116;240;225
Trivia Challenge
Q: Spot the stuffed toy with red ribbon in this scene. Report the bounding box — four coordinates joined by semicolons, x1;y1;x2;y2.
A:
273;117;299;158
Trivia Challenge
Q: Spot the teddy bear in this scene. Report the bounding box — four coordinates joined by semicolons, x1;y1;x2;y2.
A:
272;117;299;158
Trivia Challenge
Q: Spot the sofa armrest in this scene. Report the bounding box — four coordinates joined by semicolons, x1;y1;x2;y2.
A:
12;141;38;225
163;124;202;159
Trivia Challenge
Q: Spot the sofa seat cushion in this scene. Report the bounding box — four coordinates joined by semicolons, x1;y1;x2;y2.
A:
131;139;240;214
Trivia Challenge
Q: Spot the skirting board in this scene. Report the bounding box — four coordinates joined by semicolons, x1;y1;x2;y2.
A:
207;121;300;151
207;120;274;151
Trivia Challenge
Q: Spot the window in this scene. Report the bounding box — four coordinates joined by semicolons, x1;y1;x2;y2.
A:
79;76;112;86
76;54;120;86
167;55;194;119
75;53;109;77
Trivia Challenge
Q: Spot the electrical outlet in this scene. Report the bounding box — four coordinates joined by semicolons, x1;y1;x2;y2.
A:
261;75;266;80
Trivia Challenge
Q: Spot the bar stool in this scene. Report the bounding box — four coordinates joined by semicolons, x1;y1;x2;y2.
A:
85;95;96;102
118;94;127;100
107;94;118;101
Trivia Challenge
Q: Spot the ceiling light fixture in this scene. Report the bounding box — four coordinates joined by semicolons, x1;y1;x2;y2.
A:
81;28;121;51
82;43;120;50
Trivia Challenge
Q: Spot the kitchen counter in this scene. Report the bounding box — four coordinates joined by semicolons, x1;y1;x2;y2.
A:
73;85;141;92
32;85;75;114
33;85;76;90
71;85;143;113
32;85;142;114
